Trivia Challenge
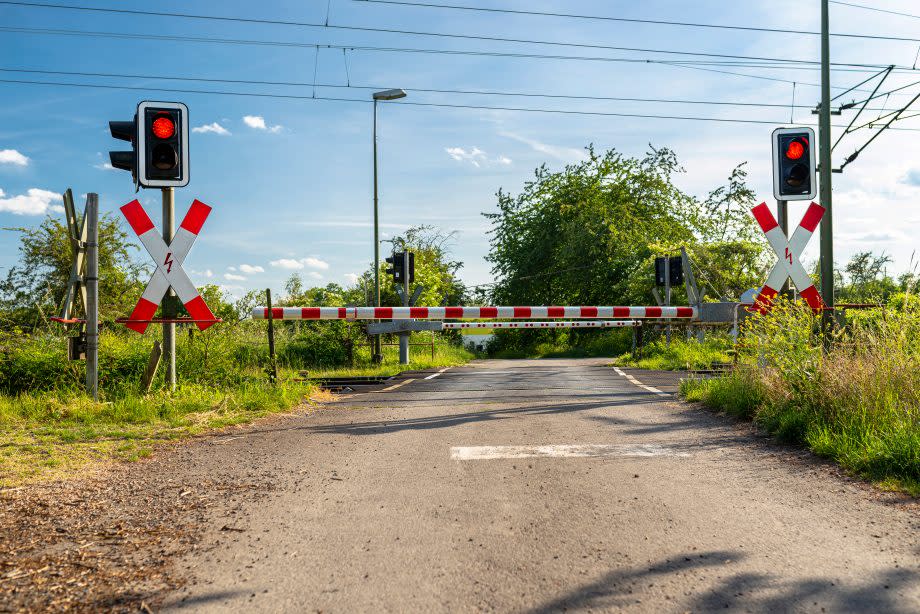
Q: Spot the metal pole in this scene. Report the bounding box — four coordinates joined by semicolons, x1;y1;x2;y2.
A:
266;288;277;384
819;0;835;332
85;193;99;401
372;99;382;363
399;249;410;365
777;200;790;295
162;187;177;390
664;255;671;346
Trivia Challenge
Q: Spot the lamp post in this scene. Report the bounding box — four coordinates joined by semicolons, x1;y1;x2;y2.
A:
372;88;407;363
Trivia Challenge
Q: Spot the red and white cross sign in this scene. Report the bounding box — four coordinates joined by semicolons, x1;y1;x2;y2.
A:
750;201;826;314
120;199;216;333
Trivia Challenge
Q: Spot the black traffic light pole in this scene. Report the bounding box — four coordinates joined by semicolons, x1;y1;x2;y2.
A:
162;187;176;390
399;249;411;365
777;199;790;295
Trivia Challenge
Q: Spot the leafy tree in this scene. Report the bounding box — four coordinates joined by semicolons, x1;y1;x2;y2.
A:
0;213;146;329
484;145;768;306
839;251;897;303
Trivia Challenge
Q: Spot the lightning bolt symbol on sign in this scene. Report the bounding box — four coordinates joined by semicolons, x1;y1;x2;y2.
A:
785;247;793;265
164;252;174;274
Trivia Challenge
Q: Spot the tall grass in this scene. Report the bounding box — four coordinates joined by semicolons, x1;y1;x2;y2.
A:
682;300;920;494
0;322;475;485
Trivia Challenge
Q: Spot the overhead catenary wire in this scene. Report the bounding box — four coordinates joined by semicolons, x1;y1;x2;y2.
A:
0;24;901;71
0;66;905;112
357;0;920;45
829;0;920;21
5;76;920;131
4;0;920;46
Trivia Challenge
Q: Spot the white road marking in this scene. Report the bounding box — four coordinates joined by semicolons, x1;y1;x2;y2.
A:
377;378;415;392
450;444;690;460
613;367;670;397
424;367;451;380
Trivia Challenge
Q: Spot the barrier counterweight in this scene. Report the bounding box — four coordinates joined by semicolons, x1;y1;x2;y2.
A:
251;306;697;320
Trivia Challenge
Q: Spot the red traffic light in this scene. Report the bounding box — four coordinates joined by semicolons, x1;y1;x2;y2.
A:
785;140;805;160
152;115;175;139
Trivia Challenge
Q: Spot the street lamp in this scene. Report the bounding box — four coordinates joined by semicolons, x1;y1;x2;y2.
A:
372;88;407;363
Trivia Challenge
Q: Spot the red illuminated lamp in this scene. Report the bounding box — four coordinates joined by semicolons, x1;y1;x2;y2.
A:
785;140;805;160
152;115;175;139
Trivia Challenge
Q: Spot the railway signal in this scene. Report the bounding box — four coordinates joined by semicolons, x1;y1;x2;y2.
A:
772;127;816;201
109;101;190;189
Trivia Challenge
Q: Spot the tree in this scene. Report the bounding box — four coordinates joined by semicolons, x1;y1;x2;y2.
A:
840;251;896;303
483;145;767;306
0;213;146;329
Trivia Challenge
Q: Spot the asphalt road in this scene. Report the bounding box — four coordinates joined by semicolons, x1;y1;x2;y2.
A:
162;358;920;613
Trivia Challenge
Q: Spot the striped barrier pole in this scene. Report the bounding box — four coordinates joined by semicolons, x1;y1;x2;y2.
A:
442;320;639;330
251;306;697;321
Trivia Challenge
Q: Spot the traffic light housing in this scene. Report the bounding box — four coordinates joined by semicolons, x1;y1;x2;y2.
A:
109;101;189;189
386;252;405;283
385;251;415;284
772;127;816;201
655;256;683;287
109;118;137;187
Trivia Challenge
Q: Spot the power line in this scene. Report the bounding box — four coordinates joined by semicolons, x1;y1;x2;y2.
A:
358;0;920;45
0;1;915;70
0;66;901;111
0;22;898;70
829;1;920;20
4;76;920;130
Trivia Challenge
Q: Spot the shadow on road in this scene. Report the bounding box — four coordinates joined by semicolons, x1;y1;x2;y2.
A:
526;551;917;614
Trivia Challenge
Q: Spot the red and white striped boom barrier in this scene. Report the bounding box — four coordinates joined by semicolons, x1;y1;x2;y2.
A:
251;306;697;320
442;320;639;330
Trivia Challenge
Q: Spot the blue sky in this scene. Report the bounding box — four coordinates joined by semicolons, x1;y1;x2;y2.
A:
3;0;920;302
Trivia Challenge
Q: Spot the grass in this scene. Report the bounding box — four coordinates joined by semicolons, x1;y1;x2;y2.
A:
613;334;734;371
0;326;476;486
679;303;920;496
488;329;632;359
0;381;314;486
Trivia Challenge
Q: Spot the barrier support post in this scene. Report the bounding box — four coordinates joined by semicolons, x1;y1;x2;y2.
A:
85;193;98;401
266;288;277;385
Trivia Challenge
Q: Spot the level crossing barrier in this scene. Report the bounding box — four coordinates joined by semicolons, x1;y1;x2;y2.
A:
251;306;698;321
441;320;639;330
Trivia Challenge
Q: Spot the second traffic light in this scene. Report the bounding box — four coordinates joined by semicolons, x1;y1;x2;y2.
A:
109;100;190;189
655;256;683;287
772;126;816;201
385;251;415;284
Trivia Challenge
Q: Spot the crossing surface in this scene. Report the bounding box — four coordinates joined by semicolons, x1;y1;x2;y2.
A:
162;359;919;612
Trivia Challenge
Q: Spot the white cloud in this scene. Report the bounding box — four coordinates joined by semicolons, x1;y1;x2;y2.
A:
0;149;29;166
192;122;231;136
445;147;512;168
307;271;323;279
446;146;486;167
344;273;360;284
239;264;264;274
499;131;587;162
94;162;115;171
243;115;282;133
0;188;64;215
190;269;214;278
224;273;246;281
270;256;329;270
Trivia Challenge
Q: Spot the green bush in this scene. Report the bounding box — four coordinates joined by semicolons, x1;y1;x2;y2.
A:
683;299;920;494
